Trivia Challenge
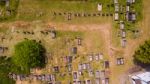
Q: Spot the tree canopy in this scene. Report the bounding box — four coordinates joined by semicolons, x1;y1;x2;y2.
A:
12;40;45;73
134;40;150;65
0;56;15;84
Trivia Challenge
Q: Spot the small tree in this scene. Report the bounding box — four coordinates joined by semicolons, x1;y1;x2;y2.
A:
134;40;150;65
12;40;45;74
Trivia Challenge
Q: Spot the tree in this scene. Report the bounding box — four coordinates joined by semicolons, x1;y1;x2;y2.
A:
0;56;15;84
0;75;15;84
134;40;150;65
12;40;45;74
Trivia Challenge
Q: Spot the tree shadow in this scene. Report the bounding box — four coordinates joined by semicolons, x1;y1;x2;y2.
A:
133;58;150;71
39;44;47;69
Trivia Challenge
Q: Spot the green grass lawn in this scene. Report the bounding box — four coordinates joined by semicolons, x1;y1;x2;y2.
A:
15;0;114;22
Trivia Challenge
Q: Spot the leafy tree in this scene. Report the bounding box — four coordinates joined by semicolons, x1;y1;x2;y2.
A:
12;40;45;74
0;56;15;84
0;75;15;84
134;40;150;65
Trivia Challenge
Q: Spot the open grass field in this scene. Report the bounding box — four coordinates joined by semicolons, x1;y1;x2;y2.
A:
0;0;149;84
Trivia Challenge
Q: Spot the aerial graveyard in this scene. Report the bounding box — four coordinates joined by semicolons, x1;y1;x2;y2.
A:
0;0;146;84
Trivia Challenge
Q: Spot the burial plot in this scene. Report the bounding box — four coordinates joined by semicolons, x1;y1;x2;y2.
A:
53;66;59;73
73;71;78;80
133;30;140;38
114;13;119;21
86;79;92;84
76;37;82;46
93;13;97;17
88;13;91;16
50;30;56;39
88;70;94;77
78;64;82;71
68;13;71;20
95;70;100;78
86;63;91;70
0;47;4;53
53;12;57;16
95;53;103;61
116;58;124;65
106;13;109;17
121;38;127;48
83;13;87;17
104;61;110;69
73;81;77;84
78;70;83;76
63;12;66;15
41;75;46;81
77;81;82;84
98;3;102;11
126;6;130;12
132;13;136;21
110;13;113;16
95;78;100;84
114;0;118;4
74;13;77;17
52;75;56;82
71;47;77;54
95;54;100;61
66;56;73;63
37;75;42;80
102;13;105;16
97;13;101;16
127;0;135;4
120;21;125;30
17;75;26;81
115;4;119;12
58;12;62;16
88;54;93;62
82;63;86;70
100;70;105;79
55;81;61;84
126;12;136;21
67;64;72;72
121;30;126;38
99;53;104;60
105;78;109;84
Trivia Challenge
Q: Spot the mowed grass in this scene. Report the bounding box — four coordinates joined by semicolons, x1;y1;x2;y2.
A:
16;0;113;23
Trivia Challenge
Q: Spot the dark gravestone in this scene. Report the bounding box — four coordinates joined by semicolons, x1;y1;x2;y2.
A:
72;47;77;54
104;61;109;68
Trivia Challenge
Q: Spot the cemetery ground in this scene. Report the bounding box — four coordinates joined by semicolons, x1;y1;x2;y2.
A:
0;0;148;84
0;21;111;84
0;20;143;84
